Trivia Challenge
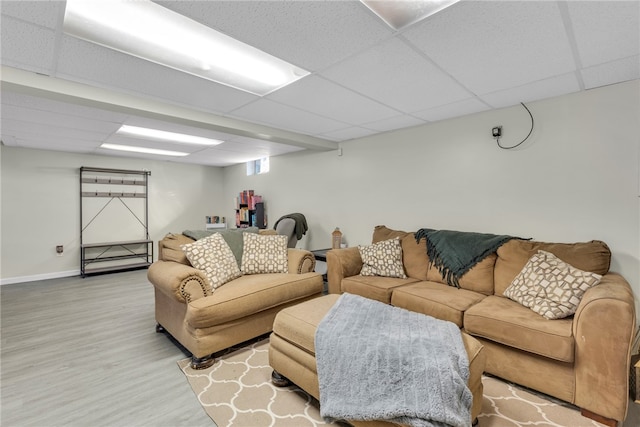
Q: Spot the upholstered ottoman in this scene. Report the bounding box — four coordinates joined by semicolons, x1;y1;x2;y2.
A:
269;294;486;426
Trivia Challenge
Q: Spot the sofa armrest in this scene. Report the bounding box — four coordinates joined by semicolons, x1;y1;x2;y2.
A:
147;260;212;303
573;273;636;422
288;248;315;274
326;247;363;294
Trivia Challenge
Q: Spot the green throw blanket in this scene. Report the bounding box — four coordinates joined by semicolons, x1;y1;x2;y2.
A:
415;228;524;288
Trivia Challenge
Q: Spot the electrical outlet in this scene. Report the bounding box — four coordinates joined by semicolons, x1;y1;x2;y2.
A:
492;126;502;138
56;245;63;256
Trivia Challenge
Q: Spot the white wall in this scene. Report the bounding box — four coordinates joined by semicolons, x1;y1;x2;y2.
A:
2;80;638;316
0;147;224;283
223;80;640;312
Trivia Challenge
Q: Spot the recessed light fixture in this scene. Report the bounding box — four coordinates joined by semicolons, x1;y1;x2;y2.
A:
361;0;459;31
116;125;223;146
100;143;189;157
63;0;310;96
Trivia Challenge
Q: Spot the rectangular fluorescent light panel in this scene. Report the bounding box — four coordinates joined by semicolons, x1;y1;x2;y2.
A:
117;125;223;146
100;143;189;157
64;0;310;96
361;0;459;30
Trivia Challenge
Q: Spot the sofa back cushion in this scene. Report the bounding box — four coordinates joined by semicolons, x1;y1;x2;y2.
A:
372;225;496;293
372;225;429;280
159;233;195;264
426;253;497;296
372;225;409;243
494;239;611;296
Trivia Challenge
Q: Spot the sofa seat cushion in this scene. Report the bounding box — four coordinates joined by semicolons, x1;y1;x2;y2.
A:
464;295;574;363
272;294;341;355
185;272;322;328
391;282;486;328
341;275;420;304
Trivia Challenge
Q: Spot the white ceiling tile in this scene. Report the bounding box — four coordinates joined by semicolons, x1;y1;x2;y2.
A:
1;105;117;135
1;91;129;123
267;76;400;125
13;139;97;154
55;36;258;114
321;126;378;141
229;99;348;136
158;0;393;71
404;1;576;95
581;55;640;90
226;135;305;155
1;16;56;74
479;73;581;109
2;118;107;145
1;1;62;29
413;98;490;123
567;1;640;68
363;114;427;132
321;37;470;113
1;1;638;166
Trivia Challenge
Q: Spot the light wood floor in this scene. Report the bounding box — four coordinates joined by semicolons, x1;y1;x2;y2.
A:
1;270;213;427
2;270;639;427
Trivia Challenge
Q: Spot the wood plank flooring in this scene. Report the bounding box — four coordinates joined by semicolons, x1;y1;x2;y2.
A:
1;270;212;427
3;270;639;427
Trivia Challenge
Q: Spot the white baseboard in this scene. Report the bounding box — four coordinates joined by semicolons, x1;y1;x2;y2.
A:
0;270;80;285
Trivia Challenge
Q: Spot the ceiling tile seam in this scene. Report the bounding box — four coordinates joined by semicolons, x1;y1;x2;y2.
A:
0;94;124;127
4;69;333;151
395;34;494;112
48;2;68;78
300;29;398;78
225;95;356;130
311;74;413;117
475;70;580;101
556;0;585;91
52;67;251;118
312;71;427;118
581;53;640;69
0;13;53;31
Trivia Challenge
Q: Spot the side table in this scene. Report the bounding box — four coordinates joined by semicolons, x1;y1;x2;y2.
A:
310;249;330;293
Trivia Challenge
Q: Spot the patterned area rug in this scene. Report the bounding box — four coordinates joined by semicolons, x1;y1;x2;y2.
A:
179;338;604;427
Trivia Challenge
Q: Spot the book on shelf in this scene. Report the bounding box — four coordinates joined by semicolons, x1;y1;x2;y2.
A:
205;215;225;224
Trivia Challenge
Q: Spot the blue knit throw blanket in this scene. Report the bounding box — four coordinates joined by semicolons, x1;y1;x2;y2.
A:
415;228;522;288
315;293;471;427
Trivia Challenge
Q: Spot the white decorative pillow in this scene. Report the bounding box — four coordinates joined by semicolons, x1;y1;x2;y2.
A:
503;250;602;320
241;233;288;274
181;233;242;290
358;237;407;279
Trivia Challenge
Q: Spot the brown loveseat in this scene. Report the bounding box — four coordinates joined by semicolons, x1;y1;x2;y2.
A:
326;225;636;426
148;228;323;369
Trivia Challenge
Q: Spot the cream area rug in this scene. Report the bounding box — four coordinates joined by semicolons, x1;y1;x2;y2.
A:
179;338;605;427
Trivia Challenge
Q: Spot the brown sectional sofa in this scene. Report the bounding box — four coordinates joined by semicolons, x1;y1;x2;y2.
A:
327;225;636;426
148;229;323;369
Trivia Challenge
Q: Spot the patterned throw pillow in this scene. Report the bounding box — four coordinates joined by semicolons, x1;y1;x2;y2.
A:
358;237;407;279
503;250;602;319
241;233;288;274
181;233;242;291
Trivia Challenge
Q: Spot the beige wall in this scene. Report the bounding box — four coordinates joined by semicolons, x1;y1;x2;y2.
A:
0;148;224;282
223;80;640;311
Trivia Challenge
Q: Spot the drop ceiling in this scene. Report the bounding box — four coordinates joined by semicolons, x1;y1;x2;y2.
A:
1;1;638;167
